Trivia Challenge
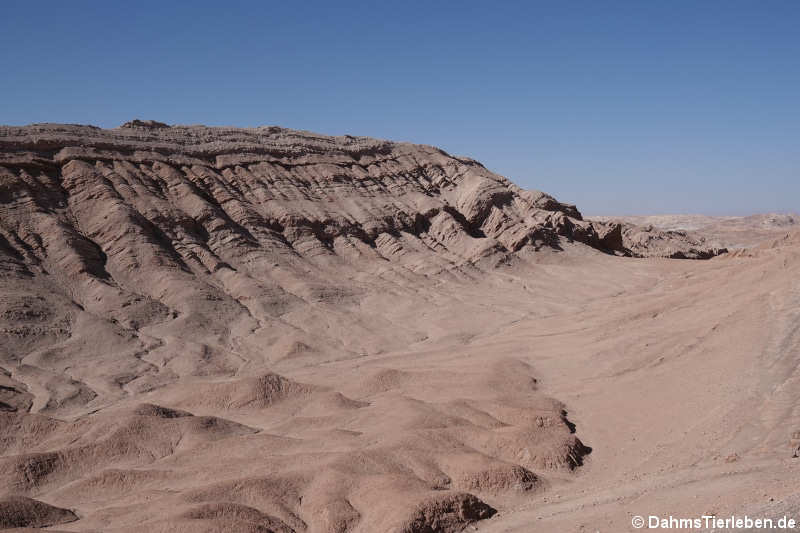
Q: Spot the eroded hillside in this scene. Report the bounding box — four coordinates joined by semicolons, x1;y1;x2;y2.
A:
0;122;729;532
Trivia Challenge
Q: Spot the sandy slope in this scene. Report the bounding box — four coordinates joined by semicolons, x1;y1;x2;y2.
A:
1;123;798;532
475;233;800;532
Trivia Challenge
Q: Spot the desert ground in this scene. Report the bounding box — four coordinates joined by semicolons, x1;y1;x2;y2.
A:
0;123;798;532
589;213;799;250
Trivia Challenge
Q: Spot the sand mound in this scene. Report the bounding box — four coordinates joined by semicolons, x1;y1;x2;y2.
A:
0;412;63;455
0;452;64;495
185;476;307;531
182;502;294;533
483;357;540;394
298;391;369;415
358;368;418;396
399;492;496;533
133;403;193;418
454;462;539;494
0;408;256;495
173;373;312;411
0;496;77;529
271;339;318;362
51;468;176;501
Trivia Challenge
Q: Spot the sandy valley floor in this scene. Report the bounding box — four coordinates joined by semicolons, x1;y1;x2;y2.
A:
477;234;800;532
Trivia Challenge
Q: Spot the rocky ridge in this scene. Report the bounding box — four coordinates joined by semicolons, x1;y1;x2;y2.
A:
0;122;721;270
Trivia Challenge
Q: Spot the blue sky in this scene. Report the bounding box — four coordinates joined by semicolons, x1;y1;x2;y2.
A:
1;1;797;215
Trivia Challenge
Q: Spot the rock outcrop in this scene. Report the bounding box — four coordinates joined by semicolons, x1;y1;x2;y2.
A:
617;224;728;259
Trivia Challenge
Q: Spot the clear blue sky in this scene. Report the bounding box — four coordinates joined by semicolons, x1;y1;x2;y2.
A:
1;1;797;215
